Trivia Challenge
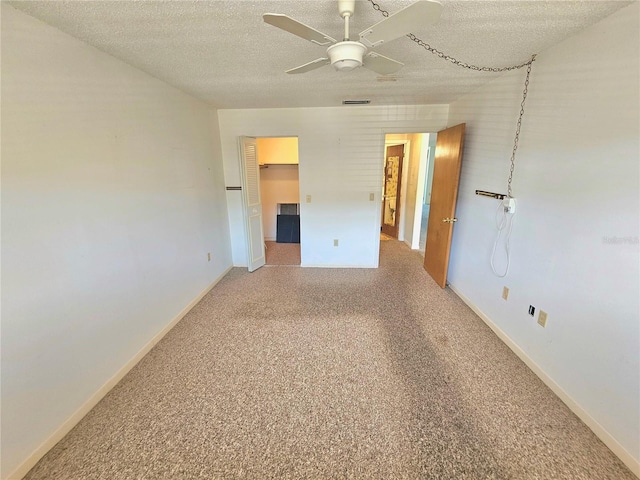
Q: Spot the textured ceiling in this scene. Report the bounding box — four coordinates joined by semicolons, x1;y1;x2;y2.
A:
7;0;632;109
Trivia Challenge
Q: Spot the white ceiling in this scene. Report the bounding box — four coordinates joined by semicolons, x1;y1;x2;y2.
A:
7;0;632;109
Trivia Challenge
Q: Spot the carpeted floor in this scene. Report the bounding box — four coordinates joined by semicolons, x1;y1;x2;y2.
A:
24;240;634;479
265;241;300;266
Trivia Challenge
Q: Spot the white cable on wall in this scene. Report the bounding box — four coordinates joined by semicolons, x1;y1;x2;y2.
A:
488;59;533;278
490;198;517;278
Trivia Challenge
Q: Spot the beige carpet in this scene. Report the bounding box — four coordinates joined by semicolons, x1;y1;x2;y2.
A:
265;241;300;265
24;240;634;479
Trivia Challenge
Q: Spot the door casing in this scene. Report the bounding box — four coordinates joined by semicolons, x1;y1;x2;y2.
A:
381;144;405;238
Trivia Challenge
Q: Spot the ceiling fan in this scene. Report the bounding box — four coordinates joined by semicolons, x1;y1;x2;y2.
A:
263;0;442;75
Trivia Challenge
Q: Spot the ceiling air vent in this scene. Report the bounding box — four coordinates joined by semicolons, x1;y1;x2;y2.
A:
377;75;399;82
342;100;371;105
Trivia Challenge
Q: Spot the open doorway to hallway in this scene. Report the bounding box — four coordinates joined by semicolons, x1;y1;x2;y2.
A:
382;133;437;254
257;137;301;266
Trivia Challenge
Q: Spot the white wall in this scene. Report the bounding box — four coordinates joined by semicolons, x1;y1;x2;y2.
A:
424;133;437;206
260;165;300;241
402;134;426;248
410;134;430;250
447;3;639;472
218;105;449;268
1;5;232;478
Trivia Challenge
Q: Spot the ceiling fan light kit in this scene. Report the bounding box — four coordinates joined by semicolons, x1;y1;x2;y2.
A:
263;0;443;75
327;41;366;71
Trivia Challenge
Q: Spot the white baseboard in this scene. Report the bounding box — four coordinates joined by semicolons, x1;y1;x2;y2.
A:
448;283;640;478
6;267;232;480
300;264;376;268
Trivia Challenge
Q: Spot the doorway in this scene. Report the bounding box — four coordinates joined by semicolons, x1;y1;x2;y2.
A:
257;137;301;266
381;133;436;252
379;127;466;288
381;144;404;238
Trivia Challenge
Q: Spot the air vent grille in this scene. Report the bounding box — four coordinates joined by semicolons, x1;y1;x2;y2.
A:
342;100;371;105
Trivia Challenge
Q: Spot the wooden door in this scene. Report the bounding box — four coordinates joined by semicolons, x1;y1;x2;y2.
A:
423;124;466;287
381;144;404;238
239;136;266;272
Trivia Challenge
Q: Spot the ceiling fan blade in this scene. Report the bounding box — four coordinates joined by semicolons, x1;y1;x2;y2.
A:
286;58;331;74
263;14;337;46
363;52;404;75
359;0;443;48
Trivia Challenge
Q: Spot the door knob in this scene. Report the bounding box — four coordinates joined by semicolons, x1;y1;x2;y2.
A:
442;217;458;223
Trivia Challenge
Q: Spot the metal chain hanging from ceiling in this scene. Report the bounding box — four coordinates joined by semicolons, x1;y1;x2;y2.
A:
366;0;536;72
506;58;535;198
366;0;537;198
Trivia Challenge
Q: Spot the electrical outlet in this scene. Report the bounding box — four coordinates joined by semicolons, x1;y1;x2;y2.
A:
502;286;509;300
369;193;375;201
207;252;211;262
306;195;312;203
528;305;535;316
538;310;548;328
333;239;339;247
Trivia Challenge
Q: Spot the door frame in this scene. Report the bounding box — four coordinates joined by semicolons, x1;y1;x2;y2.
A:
240;135;302;269
381;143;406;238
380;134;433;249
383;139;410;241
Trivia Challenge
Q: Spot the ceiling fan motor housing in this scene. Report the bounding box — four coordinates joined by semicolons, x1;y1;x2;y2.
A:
327;41;366;71
338;0;356;17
